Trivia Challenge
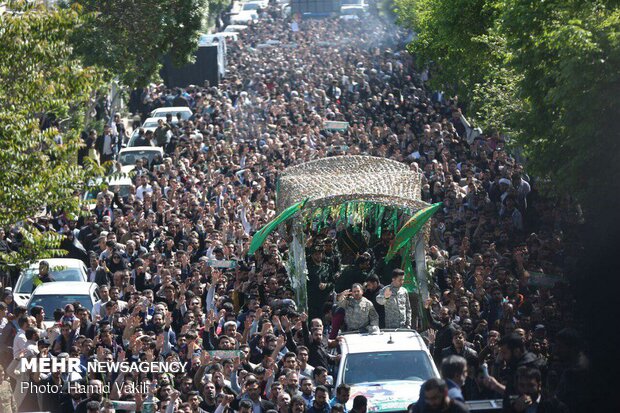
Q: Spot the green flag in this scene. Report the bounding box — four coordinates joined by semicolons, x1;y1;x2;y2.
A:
385;202;442;262
249;198;309;255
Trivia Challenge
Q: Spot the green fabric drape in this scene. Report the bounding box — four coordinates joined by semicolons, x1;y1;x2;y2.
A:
385;202;443;262
249;198;308;255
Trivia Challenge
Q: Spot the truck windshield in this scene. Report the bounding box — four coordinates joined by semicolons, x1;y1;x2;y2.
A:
343;351;435;384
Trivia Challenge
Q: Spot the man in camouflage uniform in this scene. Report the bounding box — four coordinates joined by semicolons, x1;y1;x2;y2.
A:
0;365;17;413
376;269;412;329
337;283;379;332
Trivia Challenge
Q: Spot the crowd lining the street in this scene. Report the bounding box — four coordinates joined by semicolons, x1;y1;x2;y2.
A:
0;3;588;413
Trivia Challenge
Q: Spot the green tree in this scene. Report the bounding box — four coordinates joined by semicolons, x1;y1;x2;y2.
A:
498;0;620;201
395;0;620;203
0;1;103;267
71;0;208;89
394;0;501;104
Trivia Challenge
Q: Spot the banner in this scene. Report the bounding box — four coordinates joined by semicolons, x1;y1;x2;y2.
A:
323;121;349;131
206;260;237;269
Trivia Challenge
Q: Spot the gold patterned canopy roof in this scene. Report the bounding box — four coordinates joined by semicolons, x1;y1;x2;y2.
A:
277;155;429;213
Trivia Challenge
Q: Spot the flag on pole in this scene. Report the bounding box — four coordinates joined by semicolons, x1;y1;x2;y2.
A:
249;198;309;255
385;202;443;262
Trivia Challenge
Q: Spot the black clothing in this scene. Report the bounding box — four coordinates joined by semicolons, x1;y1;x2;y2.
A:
230;397;275;413
363;284;385;328
335;264;374;293
503;351;547;399
302;321;332;369
306;258;334;320
410;399;469;413
440;344;479;366
426;308;459;364
503;395;568;413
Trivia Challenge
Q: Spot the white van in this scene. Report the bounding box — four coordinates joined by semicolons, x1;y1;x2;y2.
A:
336;329;439;412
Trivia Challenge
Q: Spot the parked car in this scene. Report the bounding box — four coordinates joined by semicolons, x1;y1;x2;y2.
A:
117;146;164;173
340;6;366;20
200;32;239;44
83;176;134;209
230;3;260;24
340;0;368;12
13;258;88;307
336;330;439;412
149;106;193;121
27;282;99;328
243;0;268;8
223;24;249;32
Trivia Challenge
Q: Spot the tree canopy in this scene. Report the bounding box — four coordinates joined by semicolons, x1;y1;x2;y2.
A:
395;0;620;205
0;1;103;265
71;0;208;89
0;1;102;227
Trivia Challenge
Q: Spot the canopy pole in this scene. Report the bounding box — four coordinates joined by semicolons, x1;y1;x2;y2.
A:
415;232;430;302
287;222;309;313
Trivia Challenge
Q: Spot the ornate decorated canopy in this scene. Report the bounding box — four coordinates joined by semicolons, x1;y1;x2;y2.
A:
277;155;429;213
269;156;435;326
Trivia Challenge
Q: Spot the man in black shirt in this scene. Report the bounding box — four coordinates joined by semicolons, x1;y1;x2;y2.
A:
425;298;458;365
363;274;385;328
410;378;469;413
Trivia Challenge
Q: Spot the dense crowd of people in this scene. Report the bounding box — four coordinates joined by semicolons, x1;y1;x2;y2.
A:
0;3;588;413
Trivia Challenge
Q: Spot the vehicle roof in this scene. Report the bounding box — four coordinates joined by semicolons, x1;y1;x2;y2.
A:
87;175;133;186
151;107;192;113
27;258;86;269
119;146;163;153
143;117;162;124
31;281;97;295
103;176;133;185
341;330;429;354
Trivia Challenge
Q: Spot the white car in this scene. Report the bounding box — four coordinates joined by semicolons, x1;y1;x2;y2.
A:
230;11;258;24
230;3;260;24
243;0;268;8
340;6;366;19
200;32;239;44
13;259;88;307
149;106;193;121
117;146;164;173
83;176;134;209
223;24;249;32
341;0;368;11
336;330;439;412
124;117;161;147
27;282;100;328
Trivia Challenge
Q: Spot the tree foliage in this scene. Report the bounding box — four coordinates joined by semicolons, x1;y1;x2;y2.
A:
395;0;620;204
0;1;102;226
0;1;103;267
71;0;208;89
